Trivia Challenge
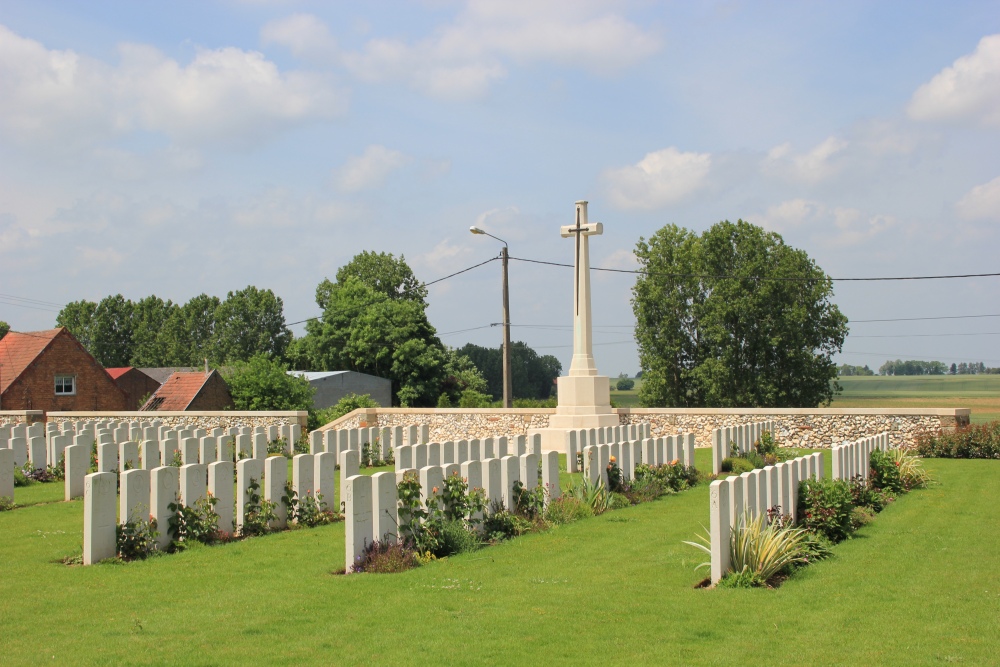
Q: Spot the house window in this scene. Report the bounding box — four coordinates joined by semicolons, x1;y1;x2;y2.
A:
55;375;76;396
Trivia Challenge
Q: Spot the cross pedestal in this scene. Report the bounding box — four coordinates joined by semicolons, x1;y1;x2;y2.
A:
529;201;618;453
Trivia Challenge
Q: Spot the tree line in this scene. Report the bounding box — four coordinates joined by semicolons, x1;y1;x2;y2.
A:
54;287;290;369
876;360;999;376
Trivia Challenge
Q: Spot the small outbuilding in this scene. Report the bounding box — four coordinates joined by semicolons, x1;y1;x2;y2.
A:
289;370;391;409
106;367;162;410
141;370;234;411
0;328;128;412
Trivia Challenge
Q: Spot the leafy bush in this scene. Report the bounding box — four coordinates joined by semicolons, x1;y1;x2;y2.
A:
869;448;904;494
544;495;593;524
606;457;625;493
721;457;755;474
283;484;338;528
916;421;1000;459
116;517;159;561
436;519;481;556
13;466;33;487
310;393;380;430
240;478;277;537
797;478;855;543
225;354;315;412
609;492;631;510
352;539;419;574
168;496;222;548
755;430;779;457
851;506;877;530
616;377;635;391
891;448;931;490
0;496;15;512
634;462;699;492
624;476;669;504
458;389;493;408
564;477;612;515
267;438;288;457
482;500;532;542
510;397;557;408
850;477;894;512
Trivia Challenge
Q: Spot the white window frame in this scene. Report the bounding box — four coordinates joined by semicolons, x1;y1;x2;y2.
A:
54;375;76;396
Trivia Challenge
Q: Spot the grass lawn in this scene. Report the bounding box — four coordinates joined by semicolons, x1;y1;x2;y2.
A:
833;374;1000;423
2;449;999;665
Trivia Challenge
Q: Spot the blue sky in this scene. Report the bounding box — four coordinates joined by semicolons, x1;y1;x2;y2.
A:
1;0;998;375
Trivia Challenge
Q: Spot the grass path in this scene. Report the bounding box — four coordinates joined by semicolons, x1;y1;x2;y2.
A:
1;451;998;665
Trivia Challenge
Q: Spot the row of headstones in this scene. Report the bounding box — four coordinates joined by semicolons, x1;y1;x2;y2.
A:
81;446;396;565
308;424;430;459
395;434;539;471
710;421;776;474
0;420;302;471
708;452;824;583
344;452;562;572
831;432;892;482
569;432;695;476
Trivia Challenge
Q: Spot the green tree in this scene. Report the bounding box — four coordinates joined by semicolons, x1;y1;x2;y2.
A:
316;250;427;309
130;296;178;367
616;374;635;391
181;294;221;365
457;341;562;400
302;259;445;406
223;354;314;411
632;220;848;408
55;300;98;352
215;286;291;363
0;321;9;340
90;294;135;368
311;392;380;430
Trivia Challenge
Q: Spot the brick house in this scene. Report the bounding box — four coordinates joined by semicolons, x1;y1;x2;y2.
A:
0;328;128;412
106;367;162;410
140;370;234;411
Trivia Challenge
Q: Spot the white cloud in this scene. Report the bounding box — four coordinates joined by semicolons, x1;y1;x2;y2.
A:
260;13;339;62
763;136;848;183
908;34;1000;126
956;176;1000;220
334;145;410;192
0;23;346;149
748;198;896;246
601;147;711;210
316;0;661;99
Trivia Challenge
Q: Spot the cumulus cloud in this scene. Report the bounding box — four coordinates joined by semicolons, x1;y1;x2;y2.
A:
260;13;339;62
748;198;896;246
0;23;345;149
908;34;1000;126
334;145;410;192
956;176;1000;220
270;2;660;99
763;136;848;183
601;147;711;210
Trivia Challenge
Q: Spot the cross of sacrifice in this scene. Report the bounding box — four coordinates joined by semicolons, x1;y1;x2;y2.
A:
560;201;603;376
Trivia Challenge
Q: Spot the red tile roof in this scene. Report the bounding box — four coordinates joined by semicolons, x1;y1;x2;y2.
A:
0;329;62;394
141;371;212;411
105;367;133;380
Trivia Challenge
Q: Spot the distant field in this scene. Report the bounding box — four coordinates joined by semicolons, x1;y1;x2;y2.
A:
611;374;998;423
832;374;1000;424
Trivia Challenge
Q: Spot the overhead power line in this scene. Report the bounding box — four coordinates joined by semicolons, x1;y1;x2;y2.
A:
508;255;1000;282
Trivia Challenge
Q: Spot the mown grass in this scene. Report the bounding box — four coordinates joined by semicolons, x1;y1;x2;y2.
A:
2;448;998;665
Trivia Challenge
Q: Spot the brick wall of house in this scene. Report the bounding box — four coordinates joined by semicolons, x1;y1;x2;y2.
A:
1;332;128;412
189;372;234;411
113;370;162;410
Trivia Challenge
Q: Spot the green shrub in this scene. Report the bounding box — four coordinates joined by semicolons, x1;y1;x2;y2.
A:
482;500;532;542
512;480;545;519
916;421;1000;459
797;478;855;543
116;517;159;560
436;519;481;556
0;496;15;512
689;512;811;587
850;478;894;512
721;457;755;474
624;476;669;504
310;393;380;430
616;377;635;391
352;539;419;574
609;492;632;510
13;467;33;487
168;496;222;548
755;430;779;457
634;462;700;492
240;478;277;538
869;449;905;494
851;506;877;530
458;389;493;408
544;495;593;524
891;448;931;490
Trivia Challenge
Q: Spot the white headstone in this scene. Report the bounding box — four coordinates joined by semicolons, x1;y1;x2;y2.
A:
315;452;337;511
345;474;372;572
371;471;397;543
264;456;287;529
236;458;264;535
209;461;235;535
83;472;118;564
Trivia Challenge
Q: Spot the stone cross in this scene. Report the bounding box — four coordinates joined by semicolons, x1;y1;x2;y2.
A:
560;200;604;377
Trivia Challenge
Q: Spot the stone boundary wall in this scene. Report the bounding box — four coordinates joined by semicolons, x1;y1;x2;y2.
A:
0;411;45;426
325;408;554;442
47;411;308;431
323;407;969;450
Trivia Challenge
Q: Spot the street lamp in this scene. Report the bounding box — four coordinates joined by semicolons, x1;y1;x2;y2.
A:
470;226;513;408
